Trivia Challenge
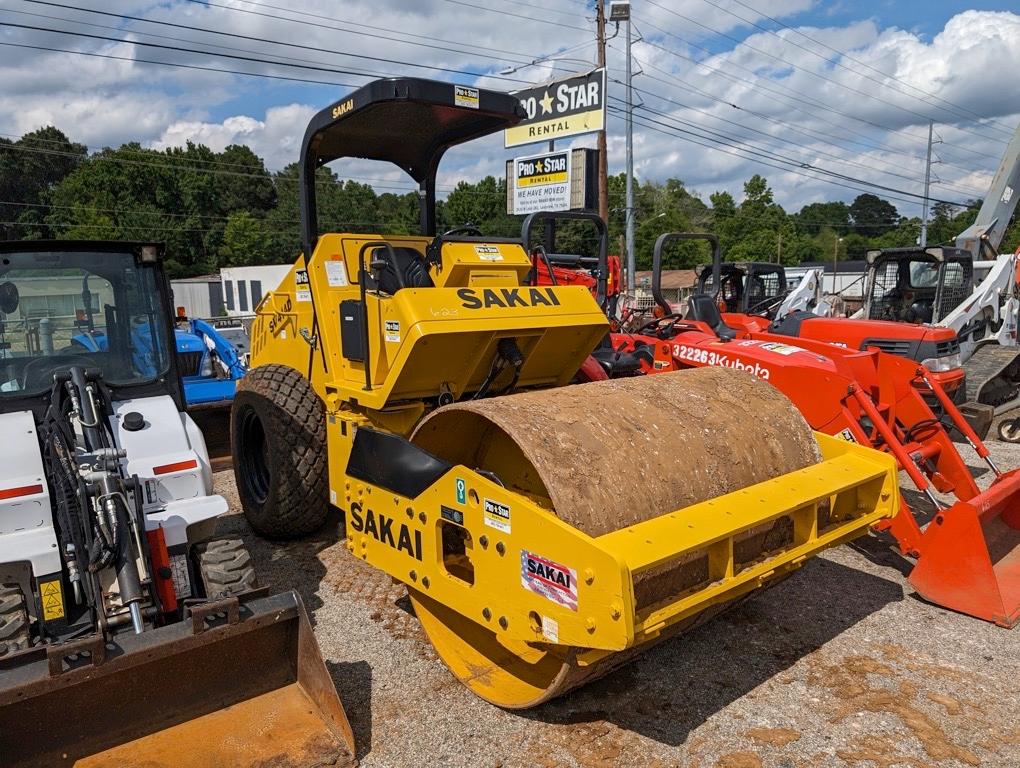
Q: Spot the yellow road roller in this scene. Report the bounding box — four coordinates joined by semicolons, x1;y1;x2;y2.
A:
231;77;899;708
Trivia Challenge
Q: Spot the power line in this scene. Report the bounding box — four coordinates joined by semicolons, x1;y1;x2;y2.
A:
436;0;588;30
0;20;528;83
614;51;989;200
643;0;1010;148
631;13;1000;166
619;37;993;186
183;0;572;62
17;0;537;70
0;40;358;87
607;99;969;209
701;0;1018;136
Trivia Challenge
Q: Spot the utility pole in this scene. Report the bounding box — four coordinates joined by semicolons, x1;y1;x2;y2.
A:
596;1;609;226
621;4;635;293
920;120;934;248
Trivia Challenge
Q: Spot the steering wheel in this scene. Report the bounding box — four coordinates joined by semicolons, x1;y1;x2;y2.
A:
441;225;482;238
19;355;94;391
425;224;484;268
635;313;685;339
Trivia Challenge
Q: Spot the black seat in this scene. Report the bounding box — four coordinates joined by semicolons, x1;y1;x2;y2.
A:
767;310;815;337
371;247;434;294
591;334;643;377
685;294;737;340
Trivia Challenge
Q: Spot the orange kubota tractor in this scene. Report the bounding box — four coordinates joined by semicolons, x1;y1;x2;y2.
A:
542;220;1020;627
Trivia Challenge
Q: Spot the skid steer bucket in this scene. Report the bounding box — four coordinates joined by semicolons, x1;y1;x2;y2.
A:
0;591;355;767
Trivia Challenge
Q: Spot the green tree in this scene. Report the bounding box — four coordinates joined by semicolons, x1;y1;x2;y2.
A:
849;193;899;237
219;211;272;266
0;127;85;239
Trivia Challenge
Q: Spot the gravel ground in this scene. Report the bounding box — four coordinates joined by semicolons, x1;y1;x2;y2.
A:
212;440;1020;768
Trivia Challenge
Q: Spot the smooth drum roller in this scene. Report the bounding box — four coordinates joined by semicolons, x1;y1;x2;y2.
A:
409;367;820;708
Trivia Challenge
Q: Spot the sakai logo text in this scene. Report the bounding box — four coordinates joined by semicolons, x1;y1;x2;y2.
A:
331;99;354;119
349;501;423;560
458;287;562;309
526;556;571;589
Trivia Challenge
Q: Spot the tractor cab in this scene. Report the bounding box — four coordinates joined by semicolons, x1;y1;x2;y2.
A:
862;246;973;325
696;260;788;317
0;242;184;412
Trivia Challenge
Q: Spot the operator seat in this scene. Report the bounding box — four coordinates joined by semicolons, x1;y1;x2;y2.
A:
371;246;434;295
767;310;815;338
686;294;737;340
590;334;645;377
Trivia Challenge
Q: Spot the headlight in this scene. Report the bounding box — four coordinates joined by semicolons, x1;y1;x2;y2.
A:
199;353;214;377
921;353;962;372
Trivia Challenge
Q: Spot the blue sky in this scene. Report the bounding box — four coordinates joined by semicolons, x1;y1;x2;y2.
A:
0;1;1018;213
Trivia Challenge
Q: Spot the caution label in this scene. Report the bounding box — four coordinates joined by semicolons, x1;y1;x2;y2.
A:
41;579;64;621
521;550;578;611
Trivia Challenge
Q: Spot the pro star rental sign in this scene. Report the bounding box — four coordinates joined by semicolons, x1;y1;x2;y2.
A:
505;69;607;149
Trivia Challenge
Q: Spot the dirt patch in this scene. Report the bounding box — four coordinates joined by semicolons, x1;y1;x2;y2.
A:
714;753;762;768
836;735;927;768
807;654;980;766
744;727;800;747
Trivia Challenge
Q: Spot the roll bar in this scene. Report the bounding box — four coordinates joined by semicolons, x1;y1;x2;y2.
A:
652;233;721;315
521;211;609;309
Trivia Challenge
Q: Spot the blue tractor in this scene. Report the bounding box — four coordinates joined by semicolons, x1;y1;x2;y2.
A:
172;317;248;408
70;273;247;408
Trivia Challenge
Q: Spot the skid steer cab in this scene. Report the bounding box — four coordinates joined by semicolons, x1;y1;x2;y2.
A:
233;77;899;709
0;242;353;767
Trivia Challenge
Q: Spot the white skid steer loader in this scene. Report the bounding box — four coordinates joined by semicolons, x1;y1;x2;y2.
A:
0;241;354;767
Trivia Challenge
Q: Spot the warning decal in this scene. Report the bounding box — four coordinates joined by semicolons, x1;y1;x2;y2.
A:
41;579;64;621
521;550;578;611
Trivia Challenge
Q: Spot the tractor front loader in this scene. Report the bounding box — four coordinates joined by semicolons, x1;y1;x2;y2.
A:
606;232;1020;627
232;77;899;707
0;242;353;767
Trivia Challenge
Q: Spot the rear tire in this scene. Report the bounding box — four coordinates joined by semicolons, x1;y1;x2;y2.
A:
194;538;258;599
998;417;1020;443
0;584;30;656
232;364;328;539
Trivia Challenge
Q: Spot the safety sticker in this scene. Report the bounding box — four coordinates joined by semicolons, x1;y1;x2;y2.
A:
170;553;192;600
295;269;311;302
325;259;349;287
521;550;578;611
330;488;337;504
758;341;804;356
483;498;511;534
385;320;400;343
40;580;64;621
541;615;559;643
455;85;479;109
837;428;857;443
474;245;503;261
455;478;466;504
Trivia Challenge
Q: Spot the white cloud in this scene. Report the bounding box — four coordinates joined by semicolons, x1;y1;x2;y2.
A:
0;0;1018;216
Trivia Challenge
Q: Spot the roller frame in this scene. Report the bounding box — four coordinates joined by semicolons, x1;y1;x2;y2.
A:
333;422;897;654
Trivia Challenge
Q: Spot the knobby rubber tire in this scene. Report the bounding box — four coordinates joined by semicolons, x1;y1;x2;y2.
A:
0;584;29;656
232;364;328;538
194;538;259;599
